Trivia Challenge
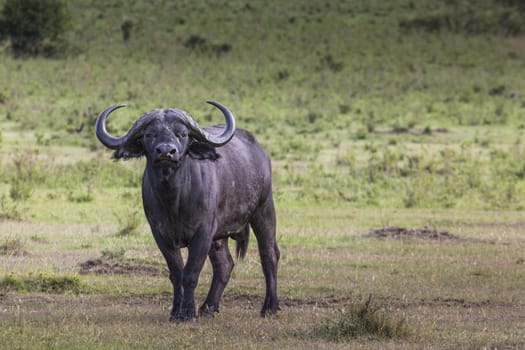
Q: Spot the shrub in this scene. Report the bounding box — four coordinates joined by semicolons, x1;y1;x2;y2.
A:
0;0;70;57
183;34;232;57
121;19;133;42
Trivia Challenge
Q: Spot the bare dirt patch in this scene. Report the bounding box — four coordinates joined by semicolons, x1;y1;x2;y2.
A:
363;226;459;241
78;258;162;276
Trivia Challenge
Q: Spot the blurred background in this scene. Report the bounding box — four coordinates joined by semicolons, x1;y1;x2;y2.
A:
0;0;524;215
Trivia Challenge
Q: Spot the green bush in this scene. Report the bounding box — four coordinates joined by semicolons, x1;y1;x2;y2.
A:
0;0;70;57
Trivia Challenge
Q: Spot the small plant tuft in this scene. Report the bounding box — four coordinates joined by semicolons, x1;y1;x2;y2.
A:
276;69;290;82
0;194;24;221
183;34;232;57
101;248;126;261
319;54;344;72
114;203;142;236
67;184;94;203
319;295;409;341
8;149;43;202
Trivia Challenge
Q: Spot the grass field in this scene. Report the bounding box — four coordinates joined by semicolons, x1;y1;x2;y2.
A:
1;0;525;348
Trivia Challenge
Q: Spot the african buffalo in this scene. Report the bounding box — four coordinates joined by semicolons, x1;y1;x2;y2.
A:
95;101;279;322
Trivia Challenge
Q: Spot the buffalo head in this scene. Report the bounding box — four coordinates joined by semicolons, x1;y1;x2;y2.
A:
96;100;235;159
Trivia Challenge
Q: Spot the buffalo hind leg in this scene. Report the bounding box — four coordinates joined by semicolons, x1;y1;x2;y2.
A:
250;195;280;317
199;238;234;317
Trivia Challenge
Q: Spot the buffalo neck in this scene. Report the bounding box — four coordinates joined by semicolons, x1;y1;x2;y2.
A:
144;157;192;203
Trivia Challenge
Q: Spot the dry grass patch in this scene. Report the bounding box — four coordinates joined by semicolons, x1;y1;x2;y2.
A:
316;294;409;341
0;209;524;348
0;237;28;256
364;226;459;241
78;258;162;276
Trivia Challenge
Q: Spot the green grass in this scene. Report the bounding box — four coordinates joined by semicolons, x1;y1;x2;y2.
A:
1;208;524;348
0;0;525;348
0;273;83;293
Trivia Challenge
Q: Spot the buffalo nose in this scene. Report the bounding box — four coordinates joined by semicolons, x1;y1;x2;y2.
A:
156;143;178;157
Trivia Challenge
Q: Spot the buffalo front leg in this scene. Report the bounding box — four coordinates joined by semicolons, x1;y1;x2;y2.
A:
157;246;184;322
175;234;213;322
250;196;280;316
200;238;234;317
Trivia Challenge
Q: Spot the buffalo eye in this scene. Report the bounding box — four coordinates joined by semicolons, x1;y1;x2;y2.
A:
178;131;188;138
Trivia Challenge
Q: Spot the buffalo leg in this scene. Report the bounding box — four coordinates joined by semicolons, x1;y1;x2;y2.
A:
250;195;280;316
176;234;213;322
199;238;234;317
157;246;184;322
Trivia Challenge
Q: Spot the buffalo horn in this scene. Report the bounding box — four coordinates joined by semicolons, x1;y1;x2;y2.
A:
187;101;236;146
95;104;127;149
96;101;236;149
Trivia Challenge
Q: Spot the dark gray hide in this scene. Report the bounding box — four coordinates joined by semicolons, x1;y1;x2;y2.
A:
95;101;279;322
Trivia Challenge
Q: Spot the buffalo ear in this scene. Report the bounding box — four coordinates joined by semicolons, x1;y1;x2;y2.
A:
188;140;220;161
113;137;145;159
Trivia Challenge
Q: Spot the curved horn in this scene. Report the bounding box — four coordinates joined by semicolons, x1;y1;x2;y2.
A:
95;104;127;149
188;101;236;146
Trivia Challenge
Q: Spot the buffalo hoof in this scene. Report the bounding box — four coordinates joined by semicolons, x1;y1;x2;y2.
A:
169;309;197;323
199;304;219;318
260;304;280;318
169;314;197;323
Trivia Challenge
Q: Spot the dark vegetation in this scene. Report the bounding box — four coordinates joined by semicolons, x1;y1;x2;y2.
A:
0;0;70;57
399;1;525;36
364;226;459;241
79;258;162;276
